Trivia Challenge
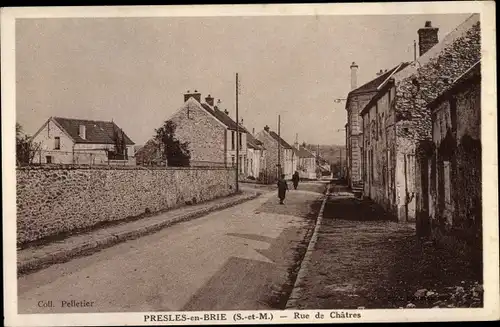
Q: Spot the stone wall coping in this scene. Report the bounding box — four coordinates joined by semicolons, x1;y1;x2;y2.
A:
16;164;234;171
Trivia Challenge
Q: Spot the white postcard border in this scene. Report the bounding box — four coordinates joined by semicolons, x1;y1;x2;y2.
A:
2;2;498;325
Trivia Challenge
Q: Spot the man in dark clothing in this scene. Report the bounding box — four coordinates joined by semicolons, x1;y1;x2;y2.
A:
277;174;288;204
292;171;300;190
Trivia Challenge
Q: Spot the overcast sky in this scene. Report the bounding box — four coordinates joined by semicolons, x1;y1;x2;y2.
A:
16;14;471;146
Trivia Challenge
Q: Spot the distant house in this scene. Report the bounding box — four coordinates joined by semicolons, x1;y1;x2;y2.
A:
256;126;295;180
246;133;267;180
296;145;317;180
135;139;163;166
158;91;248;170
31;117;135;165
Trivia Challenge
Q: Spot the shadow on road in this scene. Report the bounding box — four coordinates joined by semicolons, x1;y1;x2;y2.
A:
182;196;324;311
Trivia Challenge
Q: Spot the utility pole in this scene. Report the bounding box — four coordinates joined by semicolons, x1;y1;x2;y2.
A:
277;115;281;179
340;148;343;179
236;73;239;192
413;40;417;61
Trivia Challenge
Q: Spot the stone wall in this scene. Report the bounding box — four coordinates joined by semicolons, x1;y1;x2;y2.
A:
17;165;236;244
169;98;227;165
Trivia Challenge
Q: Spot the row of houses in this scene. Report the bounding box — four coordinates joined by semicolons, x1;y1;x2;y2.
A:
29;91;326;182
136;91;323;181
343;14;482;242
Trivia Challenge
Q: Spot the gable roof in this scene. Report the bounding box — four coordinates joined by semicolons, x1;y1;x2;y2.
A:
347;62;411;101
199;102;249;133
268;131;293;149
52;117;135;145
393;14;480;83
247;133;265;150
297;146;315;158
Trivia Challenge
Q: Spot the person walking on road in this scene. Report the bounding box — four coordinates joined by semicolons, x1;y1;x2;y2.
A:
277;174;288;205
292;171;300;190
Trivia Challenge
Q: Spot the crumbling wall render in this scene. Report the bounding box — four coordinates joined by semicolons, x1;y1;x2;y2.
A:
394;21;481;143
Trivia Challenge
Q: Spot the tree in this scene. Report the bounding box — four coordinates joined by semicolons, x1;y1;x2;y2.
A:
154;120;190;167
16;123;41;166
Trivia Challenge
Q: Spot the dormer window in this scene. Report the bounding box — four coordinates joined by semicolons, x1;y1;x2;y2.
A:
79;125;86;139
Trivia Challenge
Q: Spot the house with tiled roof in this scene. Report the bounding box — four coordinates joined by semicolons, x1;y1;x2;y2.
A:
359;14;481;223
295;144;317;180
31;117;135;165
256;126;296;180
246;132;267;180
344;61;411;192
160;91;248;171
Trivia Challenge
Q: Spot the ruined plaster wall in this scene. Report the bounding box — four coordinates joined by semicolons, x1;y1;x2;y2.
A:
394;21;481;223
454;81;482;237
17;166;236;244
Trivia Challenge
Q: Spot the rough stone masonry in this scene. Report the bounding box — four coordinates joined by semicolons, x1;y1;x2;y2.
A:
16;165;236;244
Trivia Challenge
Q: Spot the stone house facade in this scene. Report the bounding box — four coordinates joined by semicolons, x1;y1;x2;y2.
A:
256;126;295;180
31;117;135;166
345;62;409;192
416;61;481;243
161;91;248;170
359;14;481;222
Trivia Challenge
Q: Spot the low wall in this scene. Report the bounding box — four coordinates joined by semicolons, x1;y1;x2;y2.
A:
17;165;236;244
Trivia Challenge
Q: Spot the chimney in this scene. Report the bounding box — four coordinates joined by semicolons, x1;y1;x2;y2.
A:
376;69;384;76
224;109;229;115
184;89;201;103
418;21;439;56
205;94;214;106
252;128;255;135
214;99;221;110
264;125;270;132
79;124;86;139
350;62;359;90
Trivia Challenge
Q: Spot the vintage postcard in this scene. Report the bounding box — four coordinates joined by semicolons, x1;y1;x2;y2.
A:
2;2;498;326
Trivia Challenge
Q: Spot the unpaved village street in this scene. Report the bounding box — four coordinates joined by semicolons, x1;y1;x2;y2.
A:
18;182;327;313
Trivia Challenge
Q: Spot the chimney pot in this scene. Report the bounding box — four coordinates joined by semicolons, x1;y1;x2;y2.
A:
350;62;359;90
264;125;270;132
205;94;214;106
425;21;432;27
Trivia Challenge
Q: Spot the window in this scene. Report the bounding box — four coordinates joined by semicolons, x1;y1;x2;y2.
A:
231;131;235;150
54;137;60;150
46;156;52;164
239;133;243;148
231;155;235;167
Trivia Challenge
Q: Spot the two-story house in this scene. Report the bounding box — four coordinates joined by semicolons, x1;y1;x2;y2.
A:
31;117;135;165
256;126;295;180
296;144;317;180
163;91;248;171
246;132;267;180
